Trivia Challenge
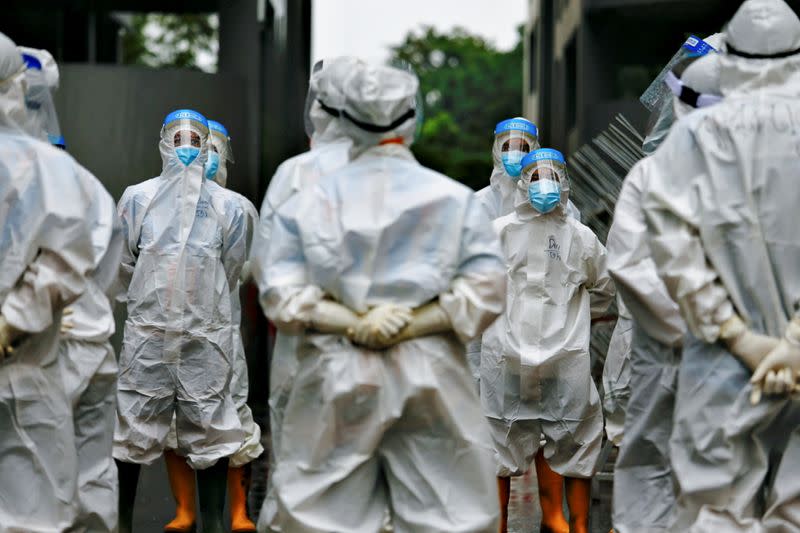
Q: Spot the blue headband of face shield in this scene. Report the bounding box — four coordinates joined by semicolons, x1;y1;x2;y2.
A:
522;149;566;214
496;118;539;179
163;109;209;167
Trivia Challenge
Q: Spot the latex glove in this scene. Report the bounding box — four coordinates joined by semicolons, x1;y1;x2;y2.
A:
240;261;252;284
307;300;360;335
0;315;23;361
349;304;413;349
389;302;452;344
719;315;780;371
750;317;800;405
60;307;75;335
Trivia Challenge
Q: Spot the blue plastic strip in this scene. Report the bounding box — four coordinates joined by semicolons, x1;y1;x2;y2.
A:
494;117;538;137
683;35;716;57
22;53;42;70
523;148;566;167
163;109;209;129
208;120;229;137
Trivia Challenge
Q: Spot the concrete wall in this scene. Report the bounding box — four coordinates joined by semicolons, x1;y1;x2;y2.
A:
55;64;250;202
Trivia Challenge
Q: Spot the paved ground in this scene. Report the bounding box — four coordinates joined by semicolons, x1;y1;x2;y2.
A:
508;465;613;533
131;456;613;533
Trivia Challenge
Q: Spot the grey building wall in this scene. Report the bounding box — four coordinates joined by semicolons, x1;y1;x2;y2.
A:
524;0;747;153
54;64;250;201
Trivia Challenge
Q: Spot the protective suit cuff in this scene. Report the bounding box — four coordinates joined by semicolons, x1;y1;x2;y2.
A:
785;316;800;345
1;294;51;334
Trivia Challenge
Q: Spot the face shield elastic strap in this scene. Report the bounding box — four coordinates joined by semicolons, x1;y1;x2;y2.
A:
318;99;416;134
665;71;723;109
726;43;800;59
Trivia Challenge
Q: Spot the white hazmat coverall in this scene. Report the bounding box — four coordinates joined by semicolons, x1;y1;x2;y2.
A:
262;64;506;533
641;1;800;529
0;31;101;533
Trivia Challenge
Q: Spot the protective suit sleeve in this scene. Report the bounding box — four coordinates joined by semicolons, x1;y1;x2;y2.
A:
1;164;96;333
607;165;685;346
1;249;88;333
241;198;259;259
222;199;248;292
259;196;327;335
641;121;734;342
438;196;507;343
82;171;124;297
585;233;615;319
114;187;143;302
251;160;295;292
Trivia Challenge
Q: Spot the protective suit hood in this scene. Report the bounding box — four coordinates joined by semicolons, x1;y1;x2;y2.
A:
673;53;723;119
0;32;28;133
336;63;419;155
726;0;800;57
721;0;800;95
308;56;364;147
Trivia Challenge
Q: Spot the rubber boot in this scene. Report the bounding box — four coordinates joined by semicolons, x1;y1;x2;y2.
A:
565;476;592;533
164;450;197;532
497;476;511;533
229;465;256;532
197;458;229;533
534;450;569;533
116;460;141;533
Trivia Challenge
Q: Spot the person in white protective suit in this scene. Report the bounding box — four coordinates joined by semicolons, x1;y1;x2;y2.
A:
161;119;263;533
606;34;723;533
114;109;247;533
470;118;582;382
0;31;105;533
639;1;800;529
260;62;506;532
251;56;359;533
467;118;584;533
481;148;615;533
19;45;125;533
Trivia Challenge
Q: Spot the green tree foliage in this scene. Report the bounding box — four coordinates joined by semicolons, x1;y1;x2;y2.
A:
391;26;523;190
120;14;218;72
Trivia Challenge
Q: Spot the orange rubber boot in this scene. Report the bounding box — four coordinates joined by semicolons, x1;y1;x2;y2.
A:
229;465;256;532
565;476;592;533
534;450;569;533
497;476;511;533
164;450;197;532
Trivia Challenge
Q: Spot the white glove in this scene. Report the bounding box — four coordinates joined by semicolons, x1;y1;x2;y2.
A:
719;315;780;371
750;317;800;405
349;304;413;349
60;307;74;335
240;261;252;284
389;302;452;344
308;300;360;335
0;315;22;361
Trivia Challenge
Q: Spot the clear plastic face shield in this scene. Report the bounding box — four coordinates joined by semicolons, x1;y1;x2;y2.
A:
21;53;63;147
641;36;718;154
160;109;209;167
521;148;569;214
205;120;233;183
493;117;539;180
640;35;718;113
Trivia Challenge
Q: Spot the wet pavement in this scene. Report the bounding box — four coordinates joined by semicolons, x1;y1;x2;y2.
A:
132;454;613;533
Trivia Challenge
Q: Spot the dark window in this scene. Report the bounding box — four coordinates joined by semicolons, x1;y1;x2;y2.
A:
540;0;554;143
565;34;578;130
528;26;537;94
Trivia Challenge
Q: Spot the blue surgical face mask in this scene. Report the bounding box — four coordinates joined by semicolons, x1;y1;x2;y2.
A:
501;150;526;178
528;179;562;214
205;152;220;179
175;146;200;166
